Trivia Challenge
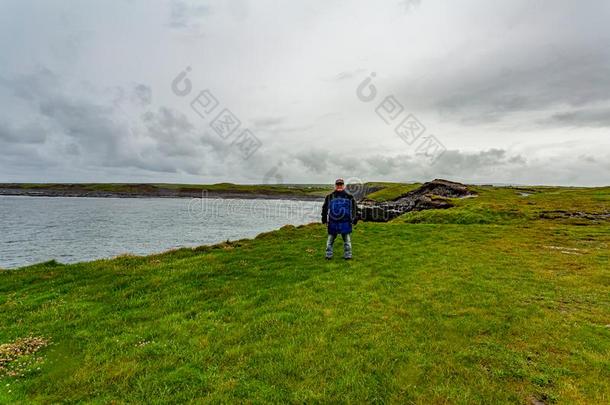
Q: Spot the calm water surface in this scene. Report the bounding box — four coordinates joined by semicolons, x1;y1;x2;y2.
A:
0;196;321;269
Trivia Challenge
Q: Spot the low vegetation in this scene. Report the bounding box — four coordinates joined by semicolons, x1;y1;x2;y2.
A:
364;182;422;201
0;183;332;198
0;184;608;403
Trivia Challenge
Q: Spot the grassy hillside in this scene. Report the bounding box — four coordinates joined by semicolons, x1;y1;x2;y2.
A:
364;182;422;201
0;186;608;403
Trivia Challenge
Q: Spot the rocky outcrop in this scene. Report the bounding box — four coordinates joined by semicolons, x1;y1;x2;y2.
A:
358;179;475;222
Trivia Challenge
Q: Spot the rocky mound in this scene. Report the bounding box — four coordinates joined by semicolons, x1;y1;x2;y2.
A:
358;179;475;222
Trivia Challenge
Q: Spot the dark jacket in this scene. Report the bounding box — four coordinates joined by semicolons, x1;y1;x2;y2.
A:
321;190;358;231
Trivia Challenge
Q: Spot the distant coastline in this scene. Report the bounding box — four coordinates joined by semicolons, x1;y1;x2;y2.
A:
0;183;329;201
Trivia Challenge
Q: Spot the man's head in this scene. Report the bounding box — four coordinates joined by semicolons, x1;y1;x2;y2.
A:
334;178;345;191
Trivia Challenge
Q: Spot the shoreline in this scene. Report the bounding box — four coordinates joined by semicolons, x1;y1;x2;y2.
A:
1;223;320;271
0;188;325;201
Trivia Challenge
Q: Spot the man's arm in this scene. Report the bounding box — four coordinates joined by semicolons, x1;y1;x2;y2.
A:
321;195;329;224
352;194;358;224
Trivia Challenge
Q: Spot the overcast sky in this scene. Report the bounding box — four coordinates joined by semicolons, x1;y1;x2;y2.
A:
1;0;609;186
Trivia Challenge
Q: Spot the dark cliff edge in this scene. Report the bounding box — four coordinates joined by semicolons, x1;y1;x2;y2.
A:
358;179;475;222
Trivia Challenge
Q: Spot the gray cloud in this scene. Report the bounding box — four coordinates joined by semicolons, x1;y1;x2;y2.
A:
328;69;367;82
280;148;506;184
250;116;313;137
395;44;610;126
332;149;527;180
169;0;210;30
0;122;46;144
0;67;237;177
547;107;610;128
294;149;331;173
283;147;607;187
251;116;285;129
142;107;193;148
37;95;135;168
433;149;526;173
1;67;59;102
132;84;152;106
400;0;422;13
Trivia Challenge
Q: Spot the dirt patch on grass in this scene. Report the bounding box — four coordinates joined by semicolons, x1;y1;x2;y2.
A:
539;210;610;222
544;245;587;255
0;336;50;377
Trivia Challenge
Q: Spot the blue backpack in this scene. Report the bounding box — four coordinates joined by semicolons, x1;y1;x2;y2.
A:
328;197;353;235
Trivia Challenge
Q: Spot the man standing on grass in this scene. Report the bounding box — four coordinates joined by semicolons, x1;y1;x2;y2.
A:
321;178;357;260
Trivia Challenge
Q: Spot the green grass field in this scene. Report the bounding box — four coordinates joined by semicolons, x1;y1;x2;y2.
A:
364;182;422;201
1;185;608;403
